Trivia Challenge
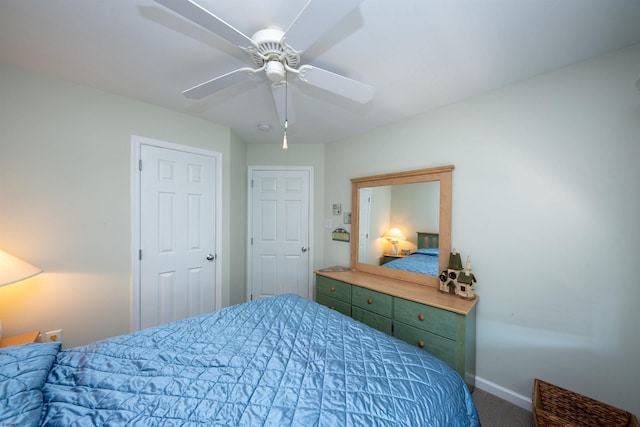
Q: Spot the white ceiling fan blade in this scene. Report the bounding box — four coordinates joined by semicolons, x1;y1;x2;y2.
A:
272;82;296;126
183;67;257;99
154;0;255;49
298;65;374;104
284;0;364;53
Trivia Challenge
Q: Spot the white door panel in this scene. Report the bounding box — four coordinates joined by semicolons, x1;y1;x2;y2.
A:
358;188;372;263
137;141;218;329
249;168;312;300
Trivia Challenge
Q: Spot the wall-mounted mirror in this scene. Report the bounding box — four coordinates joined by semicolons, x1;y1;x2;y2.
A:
350;165;454;287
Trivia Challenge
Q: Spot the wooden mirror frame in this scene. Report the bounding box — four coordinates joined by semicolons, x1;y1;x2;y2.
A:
350;165;454;287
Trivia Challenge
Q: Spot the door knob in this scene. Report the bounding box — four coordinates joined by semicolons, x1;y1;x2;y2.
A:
206;254;215;261
301;246;308;252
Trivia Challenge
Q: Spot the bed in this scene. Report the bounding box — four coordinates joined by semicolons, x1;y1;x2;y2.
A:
383;231;440;276
1;294;479;426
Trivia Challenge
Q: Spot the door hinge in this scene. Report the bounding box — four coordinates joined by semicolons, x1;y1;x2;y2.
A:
250;237;253;245
139;249;142;260
251;179;253;188
139;159;142;171
250;294;253;301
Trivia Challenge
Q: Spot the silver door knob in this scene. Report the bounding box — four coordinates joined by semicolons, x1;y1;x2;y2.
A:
206;254;215;261
301;246;308;252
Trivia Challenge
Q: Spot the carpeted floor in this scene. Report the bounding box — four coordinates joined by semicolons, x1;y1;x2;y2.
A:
472;389;535;426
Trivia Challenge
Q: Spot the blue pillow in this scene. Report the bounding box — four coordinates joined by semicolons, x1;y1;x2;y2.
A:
0;342;61;427
416;247;439;256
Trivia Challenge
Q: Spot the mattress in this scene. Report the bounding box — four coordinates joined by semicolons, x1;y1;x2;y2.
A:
2;294;479;426
383;250;440;276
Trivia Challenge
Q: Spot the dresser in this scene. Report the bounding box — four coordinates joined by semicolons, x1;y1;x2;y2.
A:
315;270;477;390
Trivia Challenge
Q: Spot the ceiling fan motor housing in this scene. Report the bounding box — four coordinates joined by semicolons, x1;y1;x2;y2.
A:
265;61;285;82
250;28;300;79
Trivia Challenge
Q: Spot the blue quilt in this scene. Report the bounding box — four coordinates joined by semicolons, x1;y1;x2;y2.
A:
0;342;61;427
383;249;440;276
5;294;479;426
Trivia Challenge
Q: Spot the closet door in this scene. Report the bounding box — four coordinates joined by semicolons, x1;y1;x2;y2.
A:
249;167;312;301
135;138;220;329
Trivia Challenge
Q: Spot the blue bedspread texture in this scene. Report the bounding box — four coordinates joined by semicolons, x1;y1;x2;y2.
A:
383;250;440;276
3;294;480;426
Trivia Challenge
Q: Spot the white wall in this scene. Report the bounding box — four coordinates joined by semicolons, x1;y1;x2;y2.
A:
390;181;440;251
323;44;640;415
229;131;248;306
0;62;241;348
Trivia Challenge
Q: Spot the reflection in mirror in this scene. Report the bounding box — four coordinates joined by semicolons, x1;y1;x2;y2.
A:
358;181;440;276
350;165;453;287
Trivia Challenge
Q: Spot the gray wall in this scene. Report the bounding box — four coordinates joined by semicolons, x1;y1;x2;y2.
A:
322;44;640;415
229;131;248;306
0;62;240;347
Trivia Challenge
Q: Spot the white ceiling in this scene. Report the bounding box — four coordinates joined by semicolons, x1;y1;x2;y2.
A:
2;0;640;145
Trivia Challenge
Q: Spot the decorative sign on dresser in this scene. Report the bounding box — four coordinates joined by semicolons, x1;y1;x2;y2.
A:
315;269;477;390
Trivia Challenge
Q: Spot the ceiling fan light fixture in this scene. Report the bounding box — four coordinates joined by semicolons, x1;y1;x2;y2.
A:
282;123;288;151
265;60;285;82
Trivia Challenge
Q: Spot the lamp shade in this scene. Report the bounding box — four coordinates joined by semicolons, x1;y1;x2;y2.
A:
0;249;42;287
382;228;405;241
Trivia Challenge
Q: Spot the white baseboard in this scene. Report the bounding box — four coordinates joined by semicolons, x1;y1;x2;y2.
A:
475;376;533;412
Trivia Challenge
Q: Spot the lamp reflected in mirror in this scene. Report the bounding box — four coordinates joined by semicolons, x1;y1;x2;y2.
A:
383;228;405;255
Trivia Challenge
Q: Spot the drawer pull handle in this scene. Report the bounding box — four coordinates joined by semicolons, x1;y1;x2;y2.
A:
330;287;335;292
418;314;425;321
418;340;425;348
367;298;373;304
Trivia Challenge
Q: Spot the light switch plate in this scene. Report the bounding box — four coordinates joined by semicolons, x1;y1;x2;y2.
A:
333;203;342;215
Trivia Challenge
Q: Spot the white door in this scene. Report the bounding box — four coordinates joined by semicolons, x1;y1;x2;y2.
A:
134;138;220;330
358;187;372;263
249;168;312;301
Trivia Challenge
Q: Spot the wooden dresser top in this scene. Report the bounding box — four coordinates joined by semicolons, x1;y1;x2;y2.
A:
315;269;477;315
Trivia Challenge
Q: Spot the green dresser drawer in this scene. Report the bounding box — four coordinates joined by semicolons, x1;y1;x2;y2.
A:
394;297;457;340
352;306;393;335
393;322;456;367
352;287;393;317
316;276;351;303
316;293;351;317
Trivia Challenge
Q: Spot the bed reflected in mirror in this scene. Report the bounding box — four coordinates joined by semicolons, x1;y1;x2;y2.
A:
358;181;440;276
350;165;453;287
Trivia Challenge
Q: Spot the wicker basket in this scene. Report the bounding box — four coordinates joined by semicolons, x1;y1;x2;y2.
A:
533;379;639;427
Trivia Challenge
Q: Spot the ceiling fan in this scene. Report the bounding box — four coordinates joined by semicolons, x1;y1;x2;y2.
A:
154;0;374;125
